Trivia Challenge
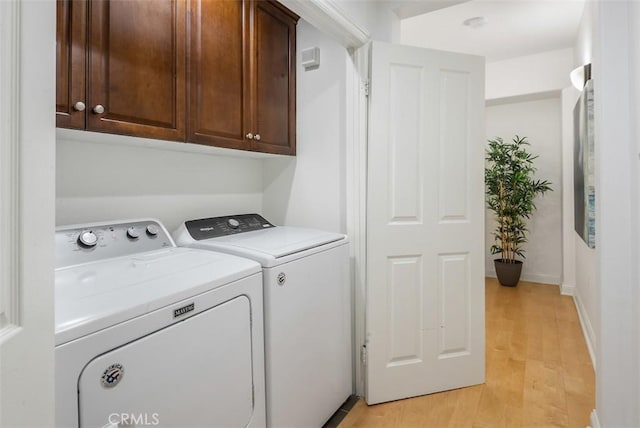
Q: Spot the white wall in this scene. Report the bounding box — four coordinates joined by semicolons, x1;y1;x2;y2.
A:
485;48;574;101
632;4;640;425
560;87;577;295
56;138;263;232
334;0;377;35
561;83;598;366
574;226;598;365
280;0;396;47
592;1;640;426
574;0;594;69
564;0;599;372
262;20;349;233
485;97;563;285
335;1;398;42
56;18;358;236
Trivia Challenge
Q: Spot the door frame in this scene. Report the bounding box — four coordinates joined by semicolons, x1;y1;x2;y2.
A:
0;0;21;343
345;43;370;396
284;0;372;397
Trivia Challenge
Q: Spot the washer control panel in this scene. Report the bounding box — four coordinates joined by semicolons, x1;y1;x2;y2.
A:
186;214;274;240
56;220;174;269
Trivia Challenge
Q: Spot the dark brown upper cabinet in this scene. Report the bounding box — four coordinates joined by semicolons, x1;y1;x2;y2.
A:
188;0;298;155
56;0;186;141
87;0;186;141
57;0;297;155
250;1;297;155
187;0;250;151
56;0;87;129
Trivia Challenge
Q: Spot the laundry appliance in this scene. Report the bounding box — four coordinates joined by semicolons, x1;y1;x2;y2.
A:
55;219;265;428
174;214;352;428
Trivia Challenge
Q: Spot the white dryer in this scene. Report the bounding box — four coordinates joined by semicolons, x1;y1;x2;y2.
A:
55;219;266;428
174;214;352;428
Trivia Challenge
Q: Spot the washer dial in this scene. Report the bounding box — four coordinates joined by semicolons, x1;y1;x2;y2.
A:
126;227;140;239
227;218;240;229
78;230;98;247
146;224;159;236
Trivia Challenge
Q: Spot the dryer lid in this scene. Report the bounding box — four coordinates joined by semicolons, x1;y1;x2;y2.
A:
54;247;260;345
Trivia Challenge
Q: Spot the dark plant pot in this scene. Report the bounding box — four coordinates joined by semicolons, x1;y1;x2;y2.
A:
494;259;523;287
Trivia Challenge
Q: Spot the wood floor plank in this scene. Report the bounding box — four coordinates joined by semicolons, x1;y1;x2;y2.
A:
338;278;595;428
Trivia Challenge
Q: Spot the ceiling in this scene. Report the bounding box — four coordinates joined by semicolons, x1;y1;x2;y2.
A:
399;0;585;62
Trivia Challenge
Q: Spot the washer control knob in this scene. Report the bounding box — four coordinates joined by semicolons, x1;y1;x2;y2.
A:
78;230;98;247
126;227;141;239
146;224;159;236
227;218;240;229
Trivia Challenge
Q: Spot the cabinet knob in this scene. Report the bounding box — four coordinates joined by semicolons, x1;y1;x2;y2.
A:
73;101;86;112
93;104;105;114
254;134;261;141
245;133;254;140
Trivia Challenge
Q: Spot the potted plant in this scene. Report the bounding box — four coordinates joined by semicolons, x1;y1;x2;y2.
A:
485;135;552;286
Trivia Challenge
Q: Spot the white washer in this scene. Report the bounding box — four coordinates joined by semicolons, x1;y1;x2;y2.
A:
174;214;352;428
55;219;266;428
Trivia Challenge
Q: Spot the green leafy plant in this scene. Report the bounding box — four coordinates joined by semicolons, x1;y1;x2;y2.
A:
485;136;552;263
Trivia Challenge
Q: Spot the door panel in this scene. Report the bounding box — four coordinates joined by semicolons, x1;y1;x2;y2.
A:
387;255;423;366
87;0;185;141
188;0;249;150
438;253;470;356
251;1;296;155
56;0;86;129
388;63;423;223
438;70;470;220
366;42;485;404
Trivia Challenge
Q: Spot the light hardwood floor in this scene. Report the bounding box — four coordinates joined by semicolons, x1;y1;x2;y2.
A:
338;278;595;428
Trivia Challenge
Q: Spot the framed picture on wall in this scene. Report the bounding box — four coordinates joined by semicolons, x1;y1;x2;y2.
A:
573;79;595;249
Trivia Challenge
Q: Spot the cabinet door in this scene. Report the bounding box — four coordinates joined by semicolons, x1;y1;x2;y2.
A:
87;0;186;141
188;0;250;150
251;1;297;155
56;0;86;129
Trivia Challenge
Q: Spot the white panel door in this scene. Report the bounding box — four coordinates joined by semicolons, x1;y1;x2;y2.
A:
366;41;485;404
1;1;56;426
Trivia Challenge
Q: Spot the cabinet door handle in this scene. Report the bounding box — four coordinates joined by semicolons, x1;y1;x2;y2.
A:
93;104;105;114
73;101;86;112
245;133;254;140
254;134;261;141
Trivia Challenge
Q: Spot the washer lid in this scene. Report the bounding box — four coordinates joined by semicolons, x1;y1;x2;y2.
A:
190;227;345;261
55;247;260;345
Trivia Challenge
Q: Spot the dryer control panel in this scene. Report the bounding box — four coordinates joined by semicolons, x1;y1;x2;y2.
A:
186;214;274;240
55;219;174;268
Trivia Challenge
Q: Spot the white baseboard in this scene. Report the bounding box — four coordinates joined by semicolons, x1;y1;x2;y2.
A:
485;269;561;285
589;409;600;428
573;292;597;370
560;283;575;296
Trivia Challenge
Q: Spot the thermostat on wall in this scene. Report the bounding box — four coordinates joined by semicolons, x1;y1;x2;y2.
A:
301;47;320;70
